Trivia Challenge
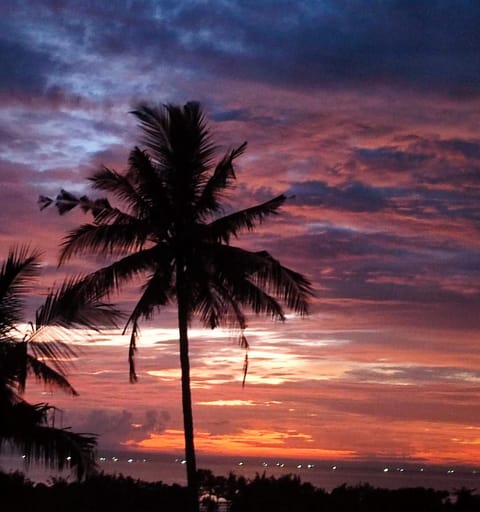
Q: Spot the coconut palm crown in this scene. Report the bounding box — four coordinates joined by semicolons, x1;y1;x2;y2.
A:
40;102;313;511
0;246;119;480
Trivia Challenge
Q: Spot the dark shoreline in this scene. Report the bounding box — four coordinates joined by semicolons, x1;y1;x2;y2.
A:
2;468;479;512
3;450;479;493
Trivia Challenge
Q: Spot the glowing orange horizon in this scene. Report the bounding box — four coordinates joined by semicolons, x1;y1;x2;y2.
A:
124;428;357;460
122;427;480;466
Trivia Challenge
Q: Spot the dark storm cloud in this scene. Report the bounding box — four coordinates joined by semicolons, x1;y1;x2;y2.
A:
435;138;480;160
0;38;56;94
4;0;480;98
287;180;388;212
349;137;480;219
354;147;432;174
288;229;405;259
210;108;251;123
151;0;480;96
322;268;477;305
265;223;480;312
396;188;480;222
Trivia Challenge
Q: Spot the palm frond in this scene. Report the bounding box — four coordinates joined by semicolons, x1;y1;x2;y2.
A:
52;189;80;215
47;189;111;217
88;206;152;232
0;340;28;393
38;195;53;210
59;221;151;264
250;250;313;316
123;269;174;382
26;354;77;395
130;104;171;163
132;103;216;195
26;276;122;378
89;162;156;219
35;277;121;331
22;425;97;481
0;401;96;480
207;194;286;243
0;248;102;481
0;247;41;336
233;276;287;320
127;147;172;215
124;270;172;331
205;243;313;318
196;142;247;216
241;335;249;388
64;245;170;306
25;331;77;374
189;253;247;330
128;321;139;383
168;102;216;178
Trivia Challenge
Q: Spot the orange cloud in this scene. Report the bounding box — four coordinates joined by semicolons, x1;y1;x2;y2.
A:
127;428;356;460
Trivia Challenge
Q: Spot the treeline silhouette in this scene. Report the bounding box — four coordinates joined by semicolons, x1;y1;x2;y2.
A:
1;469;479;512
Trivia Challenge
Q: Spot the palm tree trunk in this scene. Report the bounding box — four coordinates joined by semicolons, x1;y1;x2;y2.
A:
177;277;199;512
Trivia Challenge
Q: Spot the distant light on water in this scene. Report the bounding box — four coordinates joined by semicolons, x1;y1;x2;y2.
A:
3;451;480;492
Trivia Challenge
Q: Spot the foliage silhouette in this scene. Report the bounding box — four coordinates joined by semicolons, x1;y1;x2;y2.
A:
40;101;313;511
1;469;476;512
0;247;119;479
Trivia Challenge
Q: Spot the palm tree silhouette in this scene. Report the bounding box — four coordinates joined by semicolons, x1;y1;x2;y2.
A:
40;102;313;511
0;246;119;479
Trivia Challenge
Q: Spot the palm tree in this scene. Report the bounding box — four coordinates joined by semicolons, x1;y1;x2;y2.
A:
40;102;313;511
0;246;119;479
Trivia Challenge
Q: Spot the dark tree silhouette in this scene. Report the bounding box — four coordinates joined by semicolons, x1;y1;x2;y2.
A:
0;471;459;512
40;102;313;511
0;246;119;479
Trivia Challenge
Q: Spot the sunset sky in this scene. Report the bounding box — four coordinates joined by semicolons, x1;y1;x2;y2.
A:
1;1;480;469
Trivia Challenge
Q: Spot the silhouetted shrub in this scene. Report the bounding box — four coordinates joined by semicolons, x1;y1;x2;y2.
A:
229;473;327;512
1;469;478;512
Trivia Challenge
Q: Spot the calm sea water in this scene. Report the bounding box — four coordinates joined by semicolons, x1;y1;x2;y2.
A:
1;451;479;493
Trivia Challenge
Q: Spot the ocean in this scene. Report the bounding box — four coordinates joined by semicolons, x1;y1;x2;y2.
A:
1;450;479;493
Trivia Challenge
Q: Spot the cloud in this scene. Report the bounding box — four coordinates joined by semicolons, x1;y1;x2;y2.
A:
347;364;480;385
72;409;170;447
287;180;388;212
210;108;251;123
1;0;480;467
0;37;56;94
3;0;480;101
353;147;432;175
